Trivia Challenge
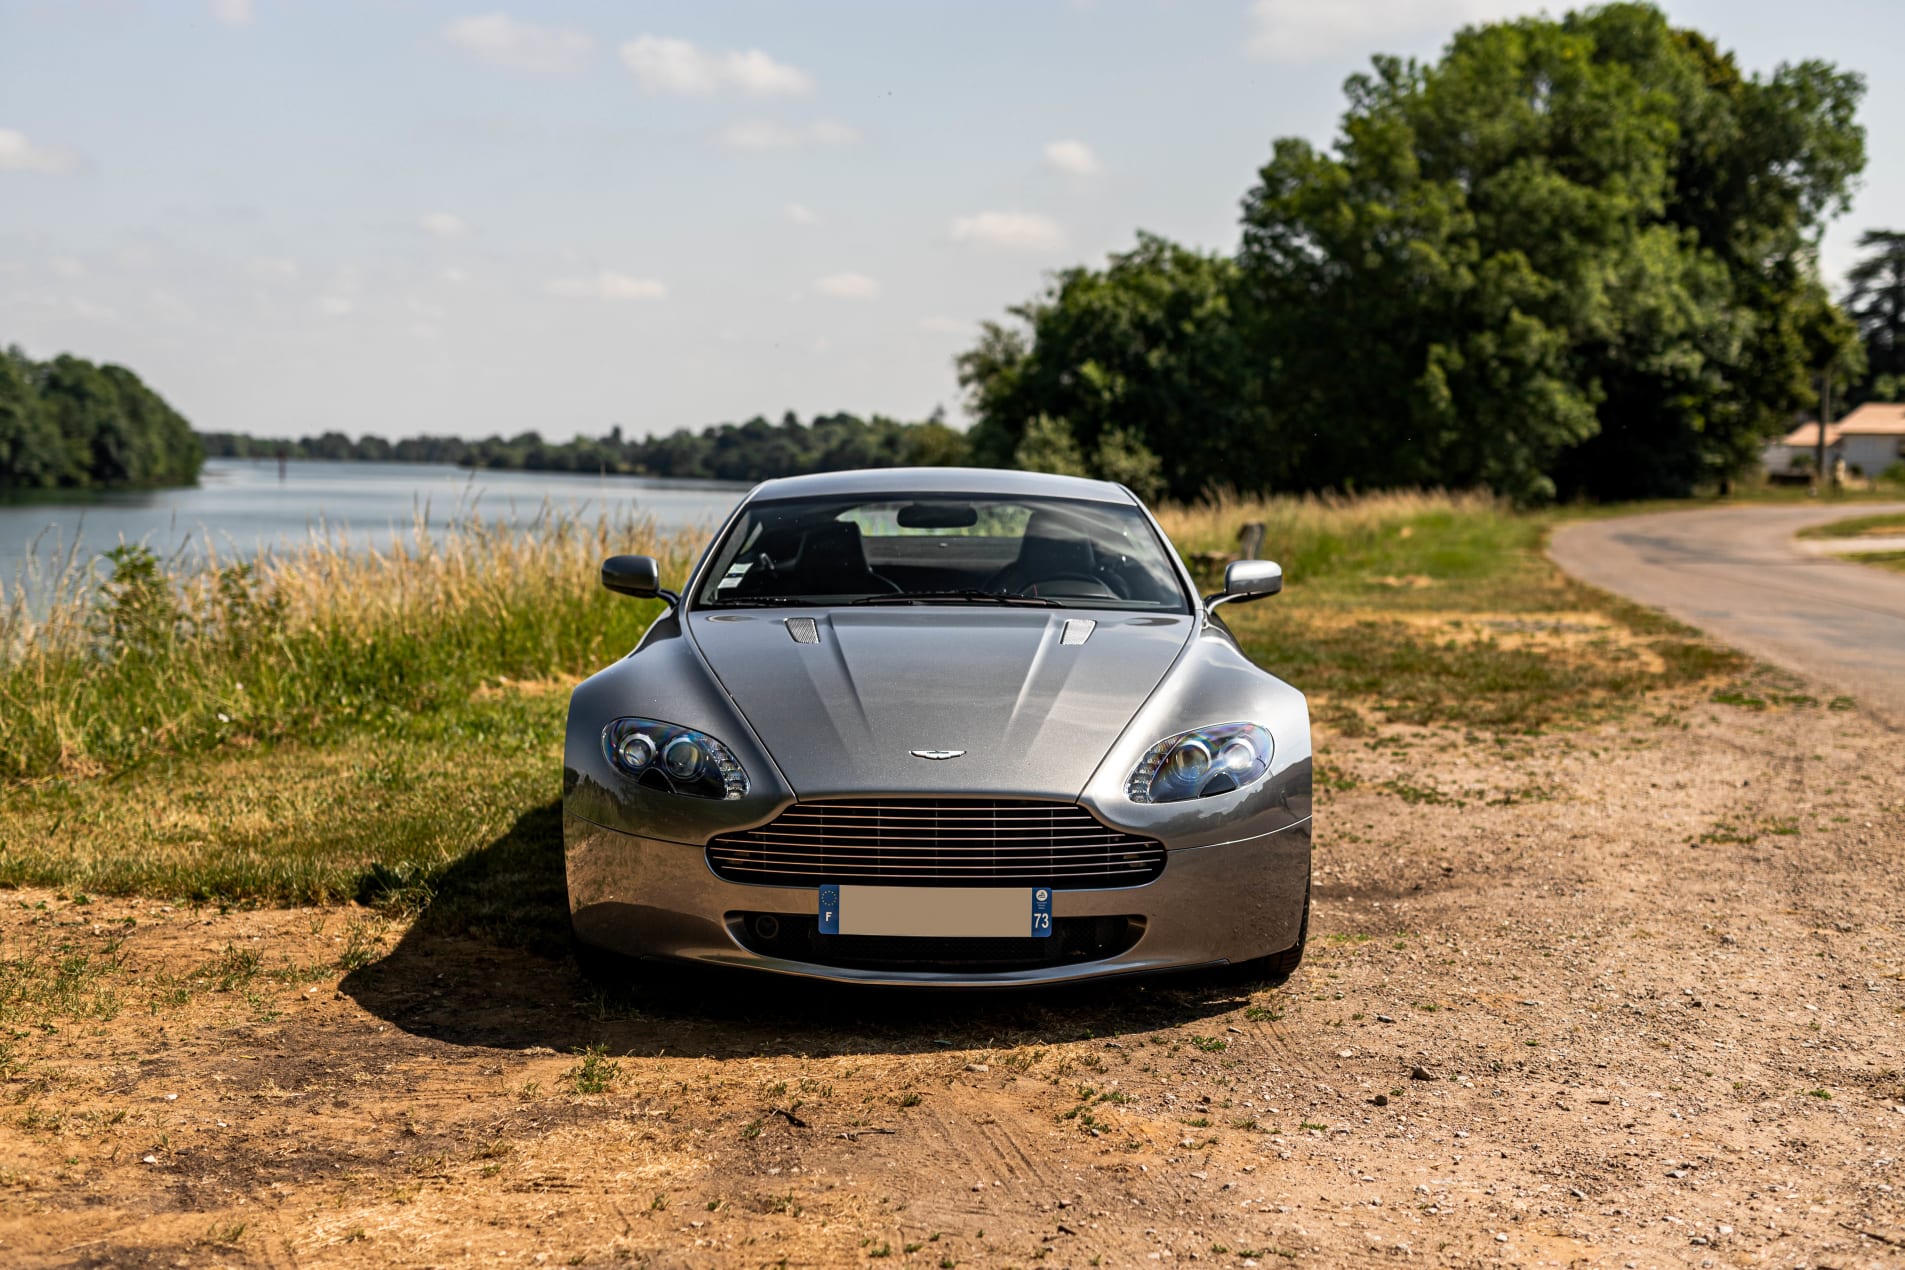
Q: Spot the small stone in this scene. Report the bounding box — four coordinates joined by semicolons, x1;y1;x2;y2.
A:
965;1062;989;1073
1587;1092;1613;1105
1495;1233;1508;1243
1371;1094;1389;1107
141;1155;158;1165
1375;1014;1395;1023
1410;1065;1435;1081
1569;1187;1586;1201
1667;1169;1687;1179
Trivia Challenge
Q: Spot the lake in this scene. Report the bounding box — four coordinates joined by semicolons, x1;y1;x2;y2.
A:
0;459;745;586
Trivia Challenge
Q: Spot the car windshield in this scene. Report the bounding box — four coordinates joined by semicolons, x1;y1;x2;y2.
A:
692;493;1190;612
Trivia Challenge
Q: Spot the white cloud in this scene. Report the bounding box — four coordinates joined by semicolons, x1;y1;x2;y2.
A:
317;296;355;317
813;273;880;300
918;315;970;335
245;256;299;282
1246;0;1526;61
720;118;858;151
950;211;1067;253
1043;139;1100;176
419;211;471;238
619;35;812;97
210;0;254;26
784;203;817;225
546;271;668;301
445;13;594;73
0;128;78;174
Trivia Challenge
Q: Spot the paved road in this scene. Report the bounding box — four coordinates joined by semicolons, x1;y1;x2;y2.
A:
1550;502;1905;725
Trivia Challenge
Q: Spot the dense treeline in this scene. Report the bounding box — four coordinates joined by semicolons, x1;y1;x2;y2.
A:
960;4;1870;503
199;410;973;483
0;346;202;492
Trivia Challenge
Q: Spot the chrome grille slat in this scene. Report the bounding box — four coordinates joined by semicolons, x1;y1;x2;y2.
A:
707;798;1166;888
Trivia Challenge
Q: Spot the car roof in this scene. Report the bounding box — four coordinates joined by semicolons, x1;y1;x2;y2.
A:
745;466;1139;505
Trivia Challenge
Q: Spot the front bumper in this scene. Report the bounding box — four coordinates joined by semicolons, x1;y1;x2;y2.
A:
564;811;1311;987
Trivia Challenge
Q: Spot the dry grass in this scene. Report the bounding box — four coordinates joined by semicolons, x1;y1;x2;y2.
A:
0;509;702;781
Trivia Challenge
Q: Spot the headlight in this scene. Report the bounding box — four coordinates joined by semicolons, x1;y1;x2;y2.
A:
1127;722;1272;804
602;718;748;800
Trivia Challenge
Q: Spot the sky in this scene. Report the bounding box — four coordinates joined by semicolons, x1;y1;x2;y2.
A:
2;0;1900;444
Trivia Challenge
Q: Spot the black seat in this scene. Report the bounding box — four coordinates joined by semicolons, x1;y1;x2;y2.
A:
792;520;898;595
987;510;1102;596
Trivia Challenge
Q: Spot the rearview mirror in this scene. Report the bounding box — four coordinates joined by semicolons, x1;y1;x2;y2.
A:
896;502;979;529
1205;559;1282;611
601;555;677;607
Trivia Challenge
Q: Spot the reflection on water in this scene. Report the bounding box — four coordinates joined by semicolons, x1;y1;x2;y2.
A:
0;459;743;584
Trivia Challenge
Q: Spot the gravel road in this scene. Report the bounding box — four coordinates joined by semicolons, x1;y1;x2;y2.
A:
1550;503;1905;724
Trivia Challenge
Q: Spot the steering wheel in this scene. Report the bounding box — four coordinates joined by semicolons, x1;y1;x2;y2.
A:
1021;571;1128;600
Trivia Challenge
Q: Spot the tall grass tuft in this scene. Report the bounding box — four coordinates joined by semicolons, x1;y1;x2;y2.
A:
0;510;701;781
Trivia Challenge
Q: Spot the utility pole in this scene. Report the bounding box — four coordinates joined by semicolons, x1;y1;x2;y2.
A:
1815;368;1833;491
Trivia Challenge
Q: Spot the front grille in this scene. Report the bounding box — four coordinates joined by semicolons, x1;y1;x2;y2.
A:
707;799;1165;888
730;912;1143;972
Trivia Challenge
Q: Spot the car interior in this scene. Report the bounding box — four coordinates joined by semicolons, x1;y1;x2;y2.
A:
706;497;1187;609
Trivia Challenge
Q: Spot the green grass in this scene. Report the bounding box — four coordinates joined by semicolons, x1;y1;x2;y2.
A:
1852;550;1905;573
0;490;1750;914
1797;511;1905;540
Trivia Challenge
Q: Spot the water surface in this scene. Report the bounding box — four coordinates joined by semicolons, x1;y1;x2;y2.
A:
1;459;743;584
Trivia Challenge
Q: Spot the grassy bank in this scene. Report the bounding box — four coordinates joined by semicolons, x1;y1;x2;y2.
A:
0;511;700;781
1796;510;1905;540
0;491;1747;922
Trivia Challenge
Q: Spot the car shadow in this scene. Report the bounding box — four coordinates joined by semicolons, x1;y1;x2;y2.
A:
338;799;1258;1059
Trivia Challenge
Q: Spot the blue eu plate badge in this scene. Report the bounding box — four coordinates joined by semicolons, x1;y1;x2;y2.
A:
1031;887;1052;937
818;884;841;935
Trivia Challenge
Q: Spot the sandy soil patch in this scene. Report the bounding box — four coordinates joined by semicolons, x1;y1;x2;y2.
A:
1;690;1902;1268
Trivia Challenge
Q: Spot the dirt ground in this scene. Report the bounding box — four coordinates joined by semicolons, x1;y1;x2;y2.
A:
2;687;1903;1269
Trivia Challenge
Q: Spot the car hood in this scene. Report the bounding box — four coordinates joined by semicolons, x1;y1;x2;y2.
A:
688;608;1195;799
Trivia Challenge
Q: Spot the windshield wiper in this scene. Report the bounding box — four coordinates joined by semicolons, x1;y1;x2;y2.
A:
698;596;826;608
851;589;1061;607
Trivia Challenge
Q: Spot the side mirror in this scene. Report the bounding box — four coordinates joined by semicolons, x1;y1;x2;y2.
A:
1205;559;1282;611
601;555;679;607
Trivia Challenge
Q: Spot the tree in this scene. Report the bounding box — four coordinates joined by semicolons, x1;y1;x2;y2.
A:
0;348;203;491
1238;3;1865;501
957;4;1866;504
1012;415;1089;477
957;233;1266;500
0;346;68;488
1844;229;1905;402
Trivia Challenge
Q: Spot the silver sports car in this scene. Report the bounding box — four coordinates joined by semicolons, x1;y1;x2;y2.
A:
562;467;1311;987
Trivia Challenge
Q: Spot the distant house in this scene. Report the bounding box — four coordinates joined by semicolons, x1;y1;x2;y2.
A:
1764;403;1905;479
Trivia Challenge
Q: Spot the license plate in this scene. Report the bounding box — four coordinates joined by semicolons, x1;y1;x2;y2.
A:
818;884;1053;938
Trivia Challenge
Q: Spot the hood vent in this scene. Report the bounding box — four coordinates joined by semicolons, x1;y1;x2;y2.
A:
1060;619;1096;646
784;617;820;644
